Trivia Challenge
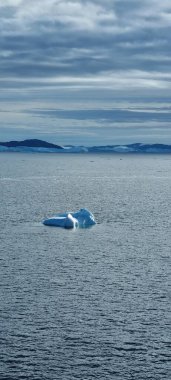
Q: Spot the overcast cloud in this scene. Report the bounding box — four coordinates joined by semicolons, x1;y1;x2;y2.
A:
0;0;171;144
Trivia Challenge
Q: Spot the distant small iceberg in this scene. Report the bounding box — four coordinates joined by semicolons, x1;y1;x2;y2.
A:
43;208;96;229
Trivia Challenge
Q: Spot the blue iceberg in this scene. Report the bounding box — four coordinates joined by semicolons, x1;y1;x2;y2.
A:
43;208;96;229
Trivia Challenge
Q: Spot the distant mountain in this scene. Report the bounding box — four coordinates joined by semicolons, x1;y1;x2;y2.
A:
0;139;63;149
1;139;171;153
89;143;171;153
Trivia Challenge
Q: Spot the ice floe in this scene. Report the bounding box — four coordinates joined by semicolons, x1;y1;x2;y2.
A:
43;208;96;229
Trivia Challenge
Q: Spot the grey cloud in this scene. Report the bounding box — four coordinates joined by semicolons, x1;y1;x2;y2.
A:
0;0;171;87
0;0;171;144
25;106;171;125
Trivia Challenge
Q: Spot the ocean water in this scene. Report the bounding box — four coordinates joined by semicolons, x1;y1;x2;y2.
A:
0;153;170;380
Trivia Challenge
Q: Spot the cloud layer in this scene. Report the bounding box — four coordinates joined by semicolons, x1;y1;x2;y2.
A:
0;0;171;143
1;0;171;88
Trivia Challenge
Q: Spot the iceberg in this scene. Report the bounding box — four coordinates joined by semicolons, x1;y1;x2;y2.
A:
43;208;96;229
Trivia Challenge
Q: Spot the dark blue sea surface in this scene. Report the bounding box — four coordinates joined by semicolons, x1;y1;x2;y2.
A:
0;153;170;380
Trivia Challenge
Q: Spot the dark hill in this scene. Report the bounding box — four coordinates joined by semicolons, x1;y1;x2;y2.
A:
0;139;63;149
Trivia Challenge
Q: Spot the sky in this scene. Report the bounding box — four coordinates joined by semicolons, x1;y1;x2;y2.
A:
0;0;171;146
